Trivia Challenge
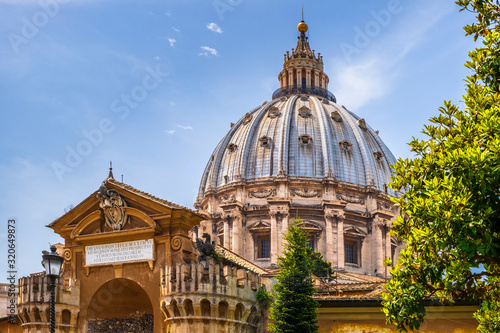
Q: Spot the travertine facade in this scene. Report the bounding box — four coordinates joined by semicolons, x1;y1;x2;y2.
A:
195;20;402;278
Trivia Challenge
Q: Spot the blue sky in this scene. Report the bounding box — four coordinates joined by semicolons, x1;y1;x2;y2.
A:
0;0;477;280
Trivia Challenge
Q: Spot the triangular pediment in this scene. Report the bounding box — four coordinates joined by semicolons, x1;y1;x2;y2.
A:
48;178;203;242
299;220;322;231
248;220;271;231
344;225;366;237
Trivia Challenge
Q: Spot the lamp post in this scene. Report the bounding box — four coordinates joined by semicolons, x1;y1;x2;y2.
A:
42;245;64;333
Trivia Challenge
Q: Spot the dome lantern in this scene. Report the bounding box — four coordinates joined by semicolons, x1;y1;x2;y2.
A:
273;19;333;102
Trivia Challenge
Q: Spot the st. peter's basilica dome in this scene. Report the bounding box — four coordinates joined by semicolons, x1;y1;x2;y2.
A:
195;20;401;278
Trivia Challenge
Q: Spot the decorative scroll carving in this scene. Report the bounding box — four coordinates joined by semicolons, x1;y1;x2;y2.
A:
249;188;276;198
171;236;182;251
63;249;72;261
290;187;322;198
97;184;128;231
337;192;365;204
218;194;236;204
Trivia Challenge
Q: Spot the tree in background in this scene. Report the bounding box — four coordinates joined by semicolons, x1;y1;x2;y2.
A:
382;1;500;332
269;218;319;333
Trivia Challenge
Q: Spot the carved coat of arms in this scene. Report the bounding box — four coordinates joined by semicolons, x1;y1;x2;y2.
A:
97;185;128;231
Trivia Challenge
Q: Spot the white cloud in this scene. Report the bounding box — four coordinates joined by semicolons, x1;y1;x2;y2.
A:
168;38;176;47
199;46;218;56
207;22;222;33
331;0;453;110
164;130;175;134
172;27;180;33
177;124;193;130
154;56;160;61
333;58;395;110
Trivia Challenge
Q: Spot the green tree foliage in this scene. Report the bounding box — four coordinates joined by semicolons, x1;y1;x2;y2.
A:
382;1;500;332
269;219;319;333
307;249;334;279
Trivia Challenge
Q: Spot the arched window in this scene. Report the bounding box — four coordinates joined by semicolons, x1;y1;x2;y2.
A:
61;309;71;324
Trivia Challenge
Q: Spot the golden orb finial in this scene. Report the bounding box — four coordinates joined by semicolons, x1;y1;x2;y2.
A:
298;20;308;33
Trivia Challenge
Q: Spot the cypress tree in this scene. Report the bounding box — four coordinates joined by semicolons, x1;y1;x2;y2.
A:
269;218;319;333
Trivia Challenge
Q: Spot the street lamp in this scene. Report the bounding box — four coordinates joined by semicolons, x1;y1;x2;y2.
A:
42;245;64;333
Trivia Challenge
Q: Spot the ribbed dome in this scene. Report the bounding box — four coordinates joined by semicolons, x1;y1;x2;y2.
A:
197;95;397;200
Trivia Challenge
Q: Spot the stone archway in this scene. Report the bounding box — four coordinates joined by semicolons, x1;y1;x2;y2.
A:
86;278;154;333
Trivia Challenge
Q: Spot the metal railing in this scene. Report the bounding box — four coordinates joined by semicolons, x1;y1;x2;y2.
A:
272;85;337;102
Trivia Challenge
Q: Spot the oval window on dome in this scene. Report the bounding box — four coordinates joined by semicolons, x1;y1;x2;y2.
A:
331;111;342;122
339;140;352;151
268;107;280;118
243;113;252;125
227;143;237;152
357;118;367;130
299;134;312;145
299;106;311;118
373;151;384;161
259;136;272;148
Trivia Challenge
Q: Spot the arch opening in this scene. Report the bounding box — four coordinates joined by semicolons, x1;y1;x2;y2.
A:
86;278;154;333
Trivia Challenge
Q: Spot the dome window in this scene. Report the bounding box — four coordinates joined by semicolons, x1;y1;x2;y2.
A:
374;151;384;161
299;134;312;145
339;140;352;151
259;136;271;148
322;99;330;105
300;96;309;101
357;118;367;130
227;143;237;152
243;113;252;124
268;107;280;118
280;97;287;101
331;111;342;122
299;106;312;118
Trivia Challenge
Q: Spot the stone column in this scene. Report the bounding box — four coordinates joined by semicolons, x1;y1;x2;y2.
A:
373;217;385;277
288;70;293;87
325;210;335;265
278;208;289;256
337;213;345;271
223;219;230;249
269;210;278;265
297;70;302;88
385;220;392;277
314;72;319;88
231;211;243;256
